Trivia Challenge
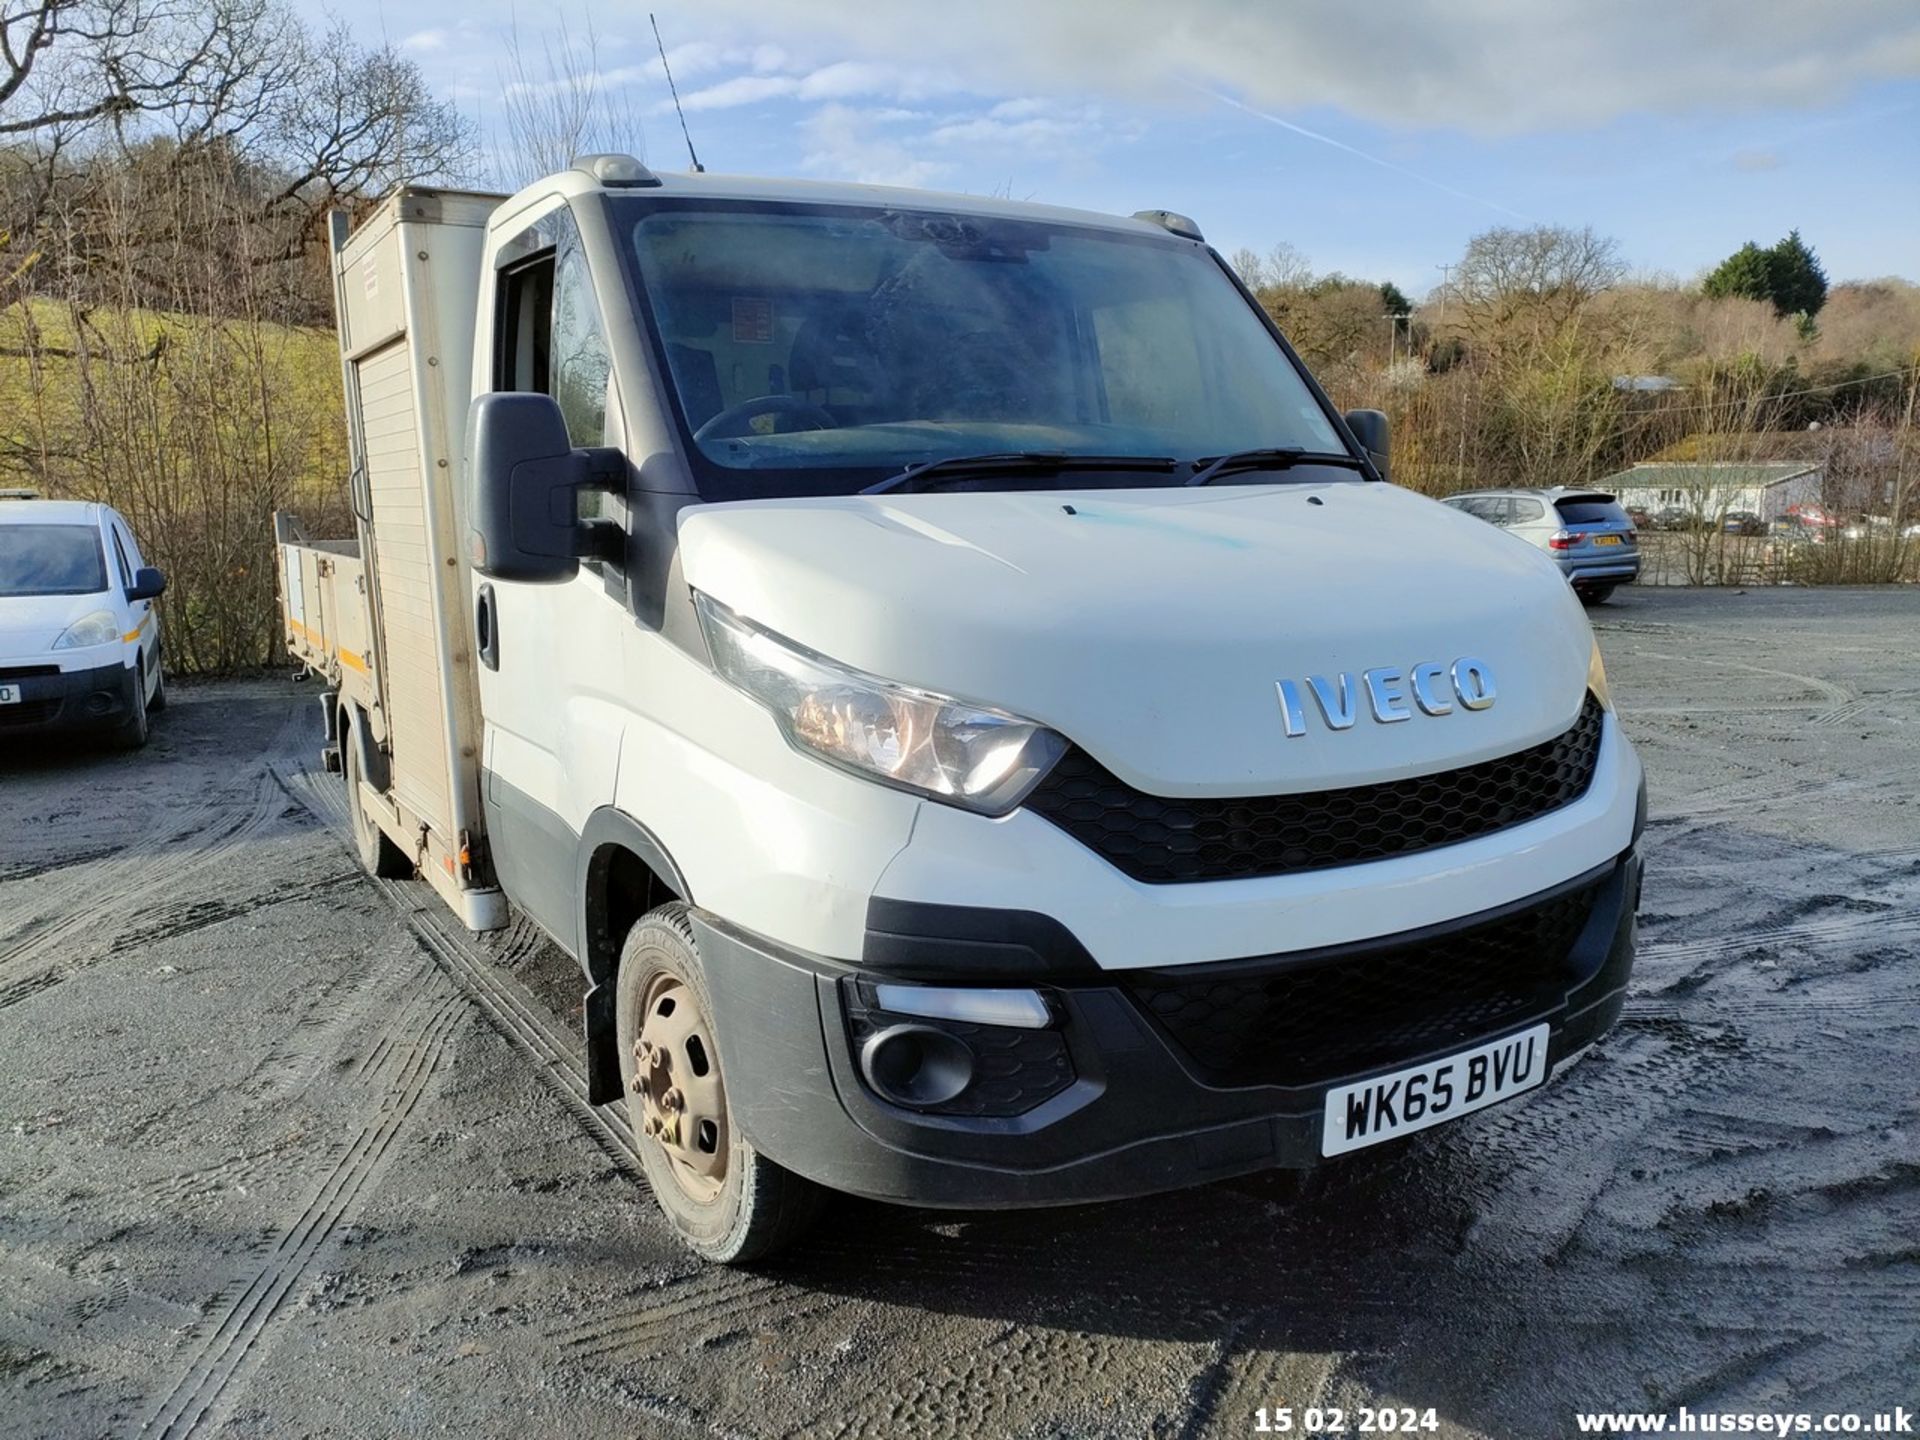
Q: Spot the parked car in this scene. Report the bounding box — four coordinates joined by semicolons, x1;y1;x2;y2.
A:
1769;514;1825;544
1721;510;1766;536
1624;503;1652;530
0;496;167;748
1785;502;1839;530
1441;486;1640;603
1650;504;1695;531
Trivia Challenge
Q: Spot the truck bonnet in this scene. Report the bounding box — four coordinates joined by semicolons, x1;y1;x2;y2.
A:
677;480;1598;797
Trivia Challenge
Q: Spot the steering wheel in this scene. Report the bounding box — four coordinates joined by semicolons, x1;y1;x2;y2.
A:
693;394;838;443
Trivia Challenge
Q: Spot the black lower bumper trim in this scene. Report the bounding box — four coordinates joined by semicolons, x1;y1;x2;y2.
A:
0;659;138;736
693;850;1641;1209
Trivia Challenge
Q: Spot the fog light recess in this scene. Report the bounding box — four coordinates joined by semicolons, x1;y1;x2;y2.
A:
859;1024;975;1109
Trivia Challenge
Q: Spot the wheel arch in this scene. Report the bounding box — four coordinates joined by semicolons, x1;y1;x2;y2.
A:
337;698;390;792
577;806;690;1103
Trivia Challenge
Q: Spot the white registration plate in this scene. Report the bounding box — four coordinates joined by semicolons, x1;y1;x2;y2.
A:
1321;1023;1550;1156
0;683;20;705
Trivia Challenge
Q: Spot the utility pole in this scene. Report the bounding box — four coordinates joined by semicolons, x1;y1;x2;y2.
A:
1437;263;1454;327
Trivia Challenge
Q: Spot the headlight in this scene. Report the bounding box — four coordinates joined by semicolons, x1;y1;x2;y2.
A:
695;592;1066;814
53;610;120;650
1587;636;1612;711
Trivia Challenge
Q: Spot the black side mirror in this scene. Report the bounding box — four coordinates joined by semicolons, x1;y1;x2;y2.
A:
128;566;167;602
1343;408;1390;483
467;392;622;583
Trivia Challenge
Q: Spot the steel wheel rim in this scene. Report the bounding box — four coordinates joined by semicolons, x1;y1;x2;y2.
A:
633;973;729;1206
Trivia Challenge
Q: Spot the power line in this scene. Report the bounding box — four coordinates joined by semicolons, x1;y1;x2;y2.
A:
1612;361;1919;418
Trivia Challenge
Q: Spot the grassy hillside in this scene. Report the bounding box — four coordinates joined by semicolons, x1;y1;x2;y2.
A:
0;297;351;672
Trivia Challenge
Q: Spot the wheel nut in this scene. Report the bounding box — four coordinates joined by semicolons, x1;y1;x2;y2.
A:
662;1087;684;1113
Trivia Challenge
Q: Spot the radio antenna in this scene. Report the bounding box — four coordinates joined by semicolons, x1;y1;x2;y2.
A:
650;13;704;173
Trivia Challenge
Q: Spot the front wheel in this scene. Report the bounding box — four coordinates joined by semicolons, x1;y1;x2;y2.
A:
616;904;825;1263
115;662;150;750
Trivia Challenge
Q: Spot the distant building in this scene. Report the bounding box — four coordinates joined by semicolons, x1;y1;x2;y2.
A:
1597;461;1824;520
1611;375;1683;394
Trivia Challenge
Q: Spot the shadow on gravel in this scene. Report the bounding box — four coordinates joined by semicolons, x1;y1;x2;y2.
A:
776;1141;1472;1348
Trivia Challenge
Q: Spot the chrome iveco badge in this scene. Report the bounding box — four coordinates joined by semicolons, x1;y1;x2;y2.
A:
1277;658;1496;737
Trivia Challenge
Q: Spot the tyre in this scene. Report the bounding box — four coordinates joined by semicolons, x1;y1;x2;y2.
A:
147;652;167;712
116;662;150;750
616;904;826;1264
342;721;412;878
1578;585;1615;606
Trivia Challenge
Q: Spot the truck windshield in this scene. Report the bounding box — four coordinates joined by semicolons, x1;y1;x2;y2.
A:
618;201;1353;500
0;524;108;597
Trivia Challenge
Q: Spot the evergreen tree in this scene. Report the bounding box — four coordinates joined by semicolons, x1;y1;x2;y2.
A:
1703;232;1828;319
1767;230;1829;319
1703;241;1775;305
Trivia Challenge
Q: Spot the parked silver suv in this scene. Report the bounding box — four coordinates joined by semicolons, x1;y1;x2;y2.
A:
1442;487;1640;604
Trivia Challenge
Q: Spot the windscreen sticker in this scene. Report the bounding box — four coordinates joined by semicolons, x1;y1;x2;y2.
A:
732;297;773;344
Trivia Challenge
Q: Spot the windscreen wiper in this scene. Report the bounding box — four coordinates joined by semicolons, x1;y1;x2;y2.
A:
862;452;1179;496
1185;447;1371;487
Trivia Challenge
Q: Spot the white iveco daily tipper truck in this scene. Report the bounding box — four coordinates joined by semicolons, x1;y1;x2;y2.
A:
277;156;1645;1262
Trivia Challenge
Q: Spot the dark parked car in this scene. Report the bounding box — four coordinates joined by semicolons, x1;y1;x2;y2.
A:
1651;504;1694;531
1722;510;1766;536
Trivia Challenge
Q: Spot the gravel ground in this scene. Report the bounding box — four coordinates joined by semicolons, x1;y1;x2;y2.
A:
1;585;1916;1439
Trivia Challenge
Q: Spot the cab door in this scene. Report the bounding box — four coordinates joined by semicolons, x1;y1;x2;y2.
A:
472;201;627;951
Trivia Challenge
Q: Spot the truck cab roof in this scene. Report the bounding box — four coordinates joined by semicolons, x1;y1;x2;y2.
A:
483;160;1183;244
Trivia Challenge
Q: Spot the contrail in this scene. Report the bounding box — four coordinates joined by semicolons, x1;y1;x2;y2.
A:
1202;87;1532;223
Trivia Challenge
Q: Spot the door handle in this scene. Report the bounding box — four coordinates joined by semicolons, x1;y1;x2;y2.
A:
476;583;499;670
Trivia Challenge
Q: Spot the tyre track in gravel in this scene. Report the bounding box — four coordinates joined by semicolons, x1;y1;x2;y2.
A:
0;698;306;953
288;758;647;1180
1636;903;1920;971
0;704;313;1007
140;979;466;1440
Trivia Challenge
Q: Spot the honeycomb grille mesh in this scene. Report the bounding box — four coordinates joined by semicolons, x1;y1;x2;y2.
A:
1027;695;1606;885
1124;879;1601;1086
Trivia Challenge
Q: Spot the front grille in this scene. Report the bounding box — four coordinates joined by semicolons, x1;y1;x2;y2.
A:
0;666;58;682
1027;694;1606;884
1123;879;1601;1087
0;698;60;727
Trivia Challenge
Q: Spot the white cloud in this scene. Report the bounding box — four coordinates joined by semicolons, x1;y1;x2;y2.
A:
671;57;960;113
400;28;448;52
688;0;1920;135
677;74;800;111
800;103;951;187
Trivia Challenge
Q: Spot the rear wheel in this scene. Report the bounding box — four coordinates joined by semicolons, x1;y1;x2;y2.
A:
1578;585;1616;606
343;722;412;878
616;904;825;1264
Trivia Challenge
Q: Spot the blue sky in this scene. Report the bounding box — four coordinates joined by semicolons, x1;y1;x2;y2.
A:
327;0;1920;296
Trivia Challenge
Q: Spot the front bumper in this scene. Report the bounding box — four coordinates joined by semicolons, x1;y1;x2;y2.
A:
0;657;139;737
695;845;1642;1208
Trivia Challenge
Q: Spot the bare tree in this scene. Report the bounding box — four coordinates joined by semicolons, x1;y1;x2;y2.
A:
1454;224;1627;339
493;15;644;190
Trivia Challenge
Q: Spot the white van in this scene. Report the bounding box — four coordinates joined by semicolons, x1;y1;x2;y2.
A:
279;162;1645;1262
0;496;168;748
